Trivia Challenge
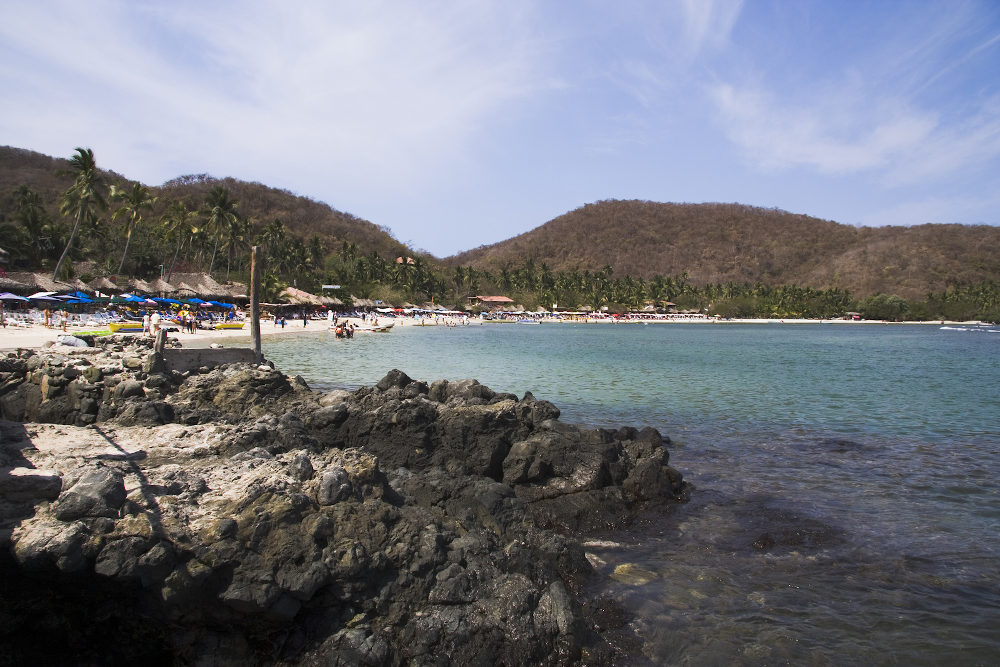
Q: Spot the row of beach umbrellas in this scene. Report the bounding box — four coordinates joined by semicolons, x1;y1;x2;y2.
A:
0;291;237;309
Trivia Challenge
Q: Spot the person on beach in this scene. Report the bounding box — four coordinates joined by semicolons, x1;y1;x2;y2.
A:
43;308;51;328
142;313;150;334
150;311;161;335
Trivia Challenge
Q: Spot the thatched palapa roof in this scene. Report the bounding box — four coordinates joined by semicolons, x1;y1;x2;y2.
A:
3;272;80;294
279;287;341;306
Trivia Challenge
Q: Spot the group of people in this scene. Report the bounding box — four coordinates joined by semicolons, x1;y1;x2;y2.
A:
141;311;162;335
140;309;199;334
175;308;199;333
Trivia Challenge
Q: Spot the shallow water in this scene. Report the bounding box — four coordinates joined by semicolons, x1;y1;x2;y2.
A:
254;322;1000;664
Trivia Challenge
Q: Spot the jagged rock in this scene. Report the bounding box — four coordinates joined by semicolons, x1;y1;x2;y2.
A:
0;357;687;665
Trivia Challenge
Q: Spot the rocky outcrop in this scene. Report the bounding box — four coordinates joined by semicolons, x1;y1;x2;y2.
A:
0;345;688;665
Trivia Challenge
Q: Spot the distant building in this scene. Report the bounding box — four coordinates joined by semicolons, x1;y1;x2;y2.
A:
468;295;515;310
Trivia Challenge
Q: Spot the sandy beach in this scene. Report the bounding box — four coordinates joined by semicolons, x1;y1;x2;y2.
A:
0;317;328;351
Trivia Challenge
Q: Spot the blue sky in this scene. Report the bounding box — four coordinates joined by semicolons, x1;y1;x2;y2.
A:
2;0;999;257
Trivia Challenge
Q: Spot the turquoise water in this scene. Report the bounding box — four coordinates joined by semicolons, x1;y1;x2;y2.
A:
254;322;1000;664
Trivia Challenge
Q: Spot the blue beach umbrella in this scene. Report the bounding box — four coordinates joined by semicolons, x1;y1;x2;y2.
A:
0;292;29;301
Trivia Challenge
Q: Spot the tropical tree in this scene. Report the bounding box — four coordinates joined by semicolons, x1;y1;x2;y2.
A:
110;181;157;274
53;147;107;280
161;200;197;281
202;185;239;275
10;185;57;263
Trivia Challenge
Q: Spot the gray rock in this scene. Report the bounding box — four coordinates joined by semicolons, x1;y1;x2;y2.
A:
287;454;314;481
115;379;145;399
317;467;352;505
52;467;127;521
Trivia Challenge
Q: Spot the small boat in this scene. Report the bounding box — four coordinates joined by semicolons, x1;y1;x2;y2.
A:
517;318;540;324
213;321;245;330
108;321;145;333
352;320;396;333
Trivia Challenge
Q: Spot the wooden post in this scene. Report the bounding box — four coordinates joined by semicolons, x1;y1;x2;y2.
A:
154;328;167;354
250;245;262;364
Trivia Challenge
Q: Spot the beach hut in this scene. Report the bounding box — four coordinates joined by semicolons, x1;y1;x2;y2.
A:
88;276;119;293
147;278;176;295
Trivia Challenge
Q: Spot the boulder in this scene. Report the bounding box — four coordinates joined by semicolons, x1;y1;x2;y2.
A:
52;467;127;521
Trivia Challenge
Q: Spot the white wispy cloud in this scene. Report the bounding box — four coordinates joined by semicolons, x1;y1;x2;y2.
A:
1;0;549;190
679;0;744;56
708;3;1000;189
710;82;939;174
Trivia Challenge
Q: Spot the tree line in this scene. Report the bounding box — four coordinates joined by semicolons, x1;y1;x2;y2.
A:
2;148;998;322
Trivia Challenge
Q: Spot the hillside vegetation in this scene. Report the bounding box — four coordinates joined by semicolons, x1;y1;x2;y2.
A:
2;146;998;320
448;200;1000;300
0;146;414;289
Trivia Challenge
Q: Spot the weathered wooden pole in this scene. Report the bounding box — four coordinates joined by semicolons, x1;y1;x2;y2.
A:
250;245;263;363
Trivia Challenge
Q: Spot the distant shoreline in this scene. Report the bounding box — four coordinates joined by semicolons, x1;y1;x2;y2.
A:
1;315;993;352
494;316;991;326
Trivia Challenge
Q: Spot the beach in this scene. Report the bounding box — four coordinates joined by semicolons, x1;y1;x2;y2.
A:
2;314;987;352
0;317;337;351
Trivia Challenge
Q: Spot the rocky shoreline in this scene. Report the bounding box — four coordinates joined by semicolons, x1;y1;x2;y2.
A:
0;337;688;665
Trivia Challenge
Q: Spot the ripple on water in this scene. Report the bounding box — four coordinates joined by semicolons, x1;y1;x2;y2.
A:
255;324;1000;664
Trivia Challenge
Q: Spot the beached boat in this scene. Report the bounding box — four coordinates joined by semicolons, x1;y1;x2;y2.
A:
108;321;145;333
213;321;245;330
517;318;540;324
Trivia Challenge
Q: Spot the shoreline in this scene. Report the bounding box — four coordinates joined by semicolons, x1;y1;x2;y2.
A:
1;315;992;351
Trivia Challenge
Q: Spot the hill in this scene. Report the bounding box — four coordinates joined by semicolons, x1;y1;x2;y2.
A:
0;145;413;271
447;200;1000;299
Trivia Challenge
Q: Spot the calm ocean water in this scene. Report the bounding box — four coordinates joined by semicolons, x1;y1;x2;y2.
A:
252;322;1000;665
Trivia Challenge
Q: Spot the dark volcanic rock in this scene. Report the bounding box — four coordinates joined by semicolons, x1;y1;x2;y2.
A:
0;355;688;665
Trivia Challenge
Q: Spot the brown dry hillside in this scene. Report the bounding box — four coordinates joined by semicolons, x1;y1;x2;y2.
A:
0;145;411;260
448;200;1000;299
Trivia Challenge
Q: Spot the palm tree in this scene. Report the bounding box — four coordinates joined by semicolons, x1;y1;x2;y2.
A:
223;215;253;281
53;147;107;280
307;235;326;269
110;181;157;274
161;200;197;281
257;219;287;262
11;185;57;263
202;185;239;275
